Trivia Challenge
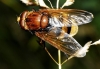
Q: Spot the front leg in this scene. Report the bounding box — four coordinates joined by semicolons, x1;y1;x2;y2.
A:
37;38;45;48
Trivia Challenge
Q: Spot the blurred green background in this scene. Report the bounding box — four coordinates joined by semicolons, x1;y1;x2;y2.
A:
0;0;100;69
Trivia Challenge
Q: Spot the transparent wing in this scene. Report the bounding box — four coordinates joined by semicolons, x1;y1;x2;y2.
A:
48;9;93;27
35;27;84;58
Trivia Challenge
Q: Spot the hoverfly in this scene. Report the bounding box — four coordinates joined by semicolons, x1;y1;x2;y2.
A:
17;0;94;59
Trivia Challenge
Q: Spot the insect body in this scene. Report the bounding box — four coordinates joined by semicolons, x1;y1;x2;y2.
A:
17;0;94;58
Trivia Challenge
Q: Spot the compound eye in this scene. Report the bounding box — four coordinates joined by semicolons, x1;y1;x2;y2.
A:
25;18;31;22
17;11;29;30
25;12;42;30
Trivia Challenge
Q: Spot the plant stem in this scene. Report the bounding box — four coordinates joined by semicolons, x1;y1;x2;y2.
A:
56;0;59;9
58;50;61;69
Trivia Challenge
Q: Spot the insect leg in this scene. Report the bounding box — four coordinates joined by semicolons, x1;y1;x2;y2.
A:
37;38;58;65
37;38;45;48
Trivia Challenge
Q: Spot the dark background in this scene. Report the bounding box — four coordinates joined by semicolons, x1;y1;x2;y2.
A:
0;0;100;69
